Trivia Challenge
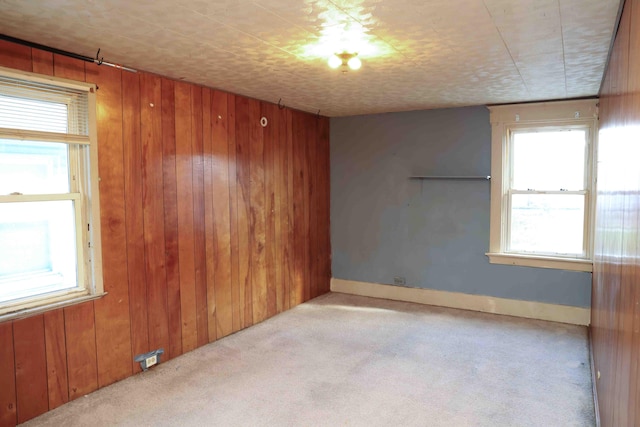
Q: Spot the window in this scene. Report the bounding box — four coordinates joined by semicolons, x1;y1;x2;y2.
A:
486;99;598;272
0;66;103;319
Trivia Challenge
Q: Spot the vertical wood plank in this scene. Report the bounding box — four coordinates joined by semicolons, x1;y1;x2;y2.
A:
318;117;331;294
13;316;47;423
0;322;16;427
141;73;170;355
191;86;209;347
291;111;306;307
123;71;149;372
31;49;53;75
43;310;69;410
161;78;183;360
53;54;84;80
262;102;278;317
272;105;287;313
64;302;99;401
307;114;319;299
285;109;294;310
227;94;242;333
202;88;218;343
249;98;267;324
211;91;233;339
175;81;198;352
91;62;133;388
0;40;31;71
235;96;254;328
302;114;313;302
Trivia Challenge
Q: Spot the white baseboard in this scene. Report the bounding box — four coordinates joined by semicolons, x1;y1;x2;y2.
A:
330;278;591;326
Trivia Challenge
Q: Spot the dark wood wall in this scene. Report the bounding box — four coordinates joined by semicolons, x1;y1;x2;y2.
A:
0;40;330;426
592;0;640;425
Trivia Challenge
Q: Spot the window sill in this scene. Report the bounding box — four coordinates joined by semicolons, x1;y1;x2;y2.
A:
485;252;593;272
0;291;107;323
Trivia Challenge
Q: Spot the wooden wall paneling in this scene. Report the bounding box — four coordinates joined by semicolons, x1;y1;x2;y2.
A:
0;39;31;71
262;102;278;317
211;91;233;338
191;86;209;347
235;96;254;328
31;49;52;75
174;81;198;352
628;3;640;422
0;38;331;424
0;322;16;427
91;62;133;387
249;98;268;324
267;103;285;313
227;94;243;333
318;117;331;294
291;111;306;307
202;88;218;343
53;54;84;81
285;109;294;310
13;316;48;423
606;9;627;425
63;301;99;401
302;114;312;302
141;73;170;355
43;310;69;410
161;78;183;360
122;71;149;372
592;1;640;426
307;114;319;299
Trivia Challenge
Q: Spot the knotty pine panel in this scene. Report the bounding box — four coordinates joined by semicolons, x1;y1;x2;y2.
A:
0;40;329;426
592;1;640;426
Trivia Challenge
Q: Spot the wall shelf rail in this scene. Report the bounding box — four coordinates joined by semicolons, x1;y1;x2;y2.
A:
409;175;491;180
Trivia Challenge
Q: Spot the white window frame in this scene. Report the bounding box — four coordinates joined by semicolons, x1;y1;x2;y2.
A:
0;66;104;321
486;99;598;272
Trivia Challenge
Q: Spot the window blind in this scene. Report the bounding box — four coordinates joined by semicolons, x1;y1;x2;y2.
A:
0;73;89;137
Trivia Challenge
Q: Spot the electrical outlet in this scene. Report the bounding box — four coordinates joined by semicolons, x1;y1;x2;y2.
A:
146;355;158;368
393;276;406;286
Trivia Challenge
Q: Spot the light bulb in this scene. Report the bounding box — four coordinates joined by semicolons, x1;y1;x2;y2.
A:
347;56;361;70
328;55;342;69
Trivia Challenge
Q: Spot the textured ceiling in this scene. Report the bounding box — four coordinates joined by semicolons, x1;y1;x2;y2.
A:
0;0;621;116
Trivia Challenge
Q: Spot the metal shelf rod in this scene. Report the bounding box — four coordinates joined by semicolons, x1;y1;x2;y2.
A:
409;176;491;180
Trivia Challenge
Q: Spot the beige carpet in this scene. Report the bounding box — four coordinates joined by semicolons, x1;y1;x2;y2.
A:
23;292;595;426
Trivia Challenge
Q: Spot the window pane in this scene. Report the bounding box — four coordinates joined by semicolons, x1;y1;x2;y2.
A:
0;139;70;194
510;194;585;256
512;130;586;190
0;200;78;303
0;94;68;133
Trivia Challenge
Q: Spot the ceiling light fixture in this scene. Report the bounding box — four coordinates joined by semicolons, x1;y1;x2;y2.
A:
328;52;362;72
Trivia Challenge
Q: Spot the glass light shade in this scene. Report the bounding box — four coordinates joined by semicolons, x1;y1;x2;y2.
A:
328;55;342;69
347;56;362;70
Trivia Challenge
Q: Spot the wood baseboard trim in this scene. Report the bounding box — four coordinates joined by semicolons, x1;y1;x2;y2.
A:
330;278;591;326
589;327;601;427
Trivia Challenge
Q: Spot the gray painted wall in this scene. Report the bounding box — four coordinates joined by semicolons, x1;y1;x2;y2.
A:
330;106;591;308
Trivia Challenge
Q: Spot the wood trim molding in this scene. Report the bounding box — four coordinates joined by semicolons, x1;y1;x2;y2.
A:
331;278;591;326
